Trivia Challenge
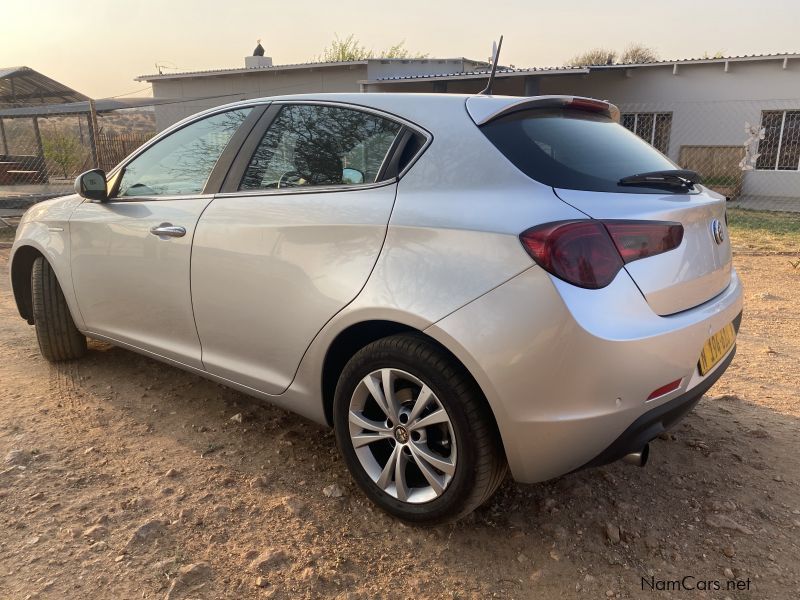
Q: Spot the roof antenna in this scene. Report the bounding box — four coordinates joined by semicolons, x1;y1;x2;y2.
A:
480;35;504;95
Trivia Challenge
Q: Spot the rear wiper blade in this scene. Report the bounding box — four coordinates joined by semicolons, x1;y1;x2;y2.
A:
618;169;700;189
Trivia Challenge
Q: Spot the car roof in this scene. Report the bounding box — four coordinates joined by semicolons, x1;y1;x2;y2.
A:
169;93;617;137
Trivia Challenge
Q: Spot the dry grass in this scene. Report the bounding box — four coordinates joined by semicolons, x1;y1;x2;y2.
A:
0;225;16;243
727;207;800;254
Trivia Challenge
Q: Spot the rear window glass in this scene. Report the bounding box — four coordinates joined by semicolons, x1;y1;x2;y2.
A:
480;108;681;194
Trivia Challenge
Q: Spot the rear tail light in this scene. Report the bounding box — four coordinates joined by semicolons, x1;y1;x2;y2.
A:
519;220;683;289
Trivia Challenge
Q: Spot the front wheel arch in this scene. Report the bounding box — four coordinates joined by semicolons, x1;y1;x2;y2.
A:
10;245;44;324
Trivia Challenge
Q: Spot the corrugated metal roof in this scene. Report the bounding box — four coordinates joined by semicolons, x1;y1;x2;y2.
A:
0;66;89;106
367;52;799;83
136;57;487;81
136;59;369;81
372;65;589;82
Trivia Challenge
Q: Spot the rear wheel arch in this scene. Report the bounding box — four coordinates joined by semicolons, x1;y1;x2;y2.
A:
10;245;44;324
321;321;505;457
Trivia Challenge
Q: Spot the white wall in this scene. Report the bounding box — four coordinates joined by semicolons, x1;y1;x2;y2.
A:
150;65;367;130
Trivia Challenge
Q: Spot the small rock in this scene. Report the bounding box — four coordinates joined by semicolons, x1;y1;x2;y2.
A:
723;546;736;558
127;519;167;546
255;576;270;588
230;413;243;423
4;449;32;466
323;483;344;498
178;508;194;522
517;553;528;563
164;468;179;478
164;562;213;600
83;447;97;455
249;476;268;489
605;523;621;544
114;555;126;563
89;541;108;552
251;549;289;575
723;567;735;579
282;496;306;516
606;591;614;598
82;525;109;541
30;491;44;501
705;514;753;535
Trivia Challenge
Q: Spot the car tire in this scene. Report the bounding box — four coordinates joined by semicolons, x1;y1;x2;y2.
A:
31;256;87;362
333;333;507;524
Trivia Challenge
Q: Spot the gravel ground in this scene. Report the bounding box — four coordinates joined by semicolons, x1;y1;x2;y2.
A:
1;247;798;600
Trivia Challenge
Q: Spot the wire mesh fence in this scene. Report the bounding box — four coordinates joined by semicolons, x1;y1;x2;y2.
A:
618;98;800;205
1;95;799;210
0;109;154;190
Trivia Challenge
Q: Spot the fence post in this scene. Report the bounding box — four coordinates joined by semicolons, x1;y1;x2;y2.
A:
0;118;7;155
86;105;99;169
32;117;44;158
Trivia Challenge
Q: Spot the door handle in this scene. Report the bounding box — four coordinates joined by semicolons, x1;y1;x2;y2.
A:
150;223;186;238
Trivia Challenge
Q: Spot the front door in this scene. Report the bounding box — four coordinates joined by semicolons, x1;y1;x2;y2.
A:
70;107;254;367
191;102;404;393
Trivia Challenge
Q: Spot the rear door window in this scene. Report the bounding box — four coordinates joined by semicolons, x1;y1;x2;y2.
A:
240;104;401;190
480;108;682;194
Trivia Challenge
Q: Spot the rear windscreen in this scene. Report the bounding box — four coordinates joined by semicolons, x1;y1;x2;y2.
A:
480;108;682;194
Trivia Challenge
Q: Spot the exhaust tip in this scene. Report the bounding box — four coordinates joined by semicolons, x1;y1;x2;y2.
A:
622;443;650;467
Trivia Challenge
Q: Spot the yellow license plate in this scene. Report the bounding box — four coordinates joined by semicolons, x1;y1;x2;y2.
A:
698;322;736;376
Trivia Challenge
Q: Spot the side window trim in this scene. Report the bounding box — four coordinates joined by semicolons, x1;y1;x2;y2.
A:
220;104;283;194
201;104;269;194
219;101;431;195
107;104;267;202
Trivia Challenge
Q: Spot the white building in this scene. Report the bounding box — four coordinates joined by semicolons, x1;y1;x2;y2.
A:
137;52;800;202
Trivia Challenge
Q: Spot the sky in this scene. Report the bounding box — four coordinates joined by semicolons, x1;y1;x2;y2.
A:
3;0;799;99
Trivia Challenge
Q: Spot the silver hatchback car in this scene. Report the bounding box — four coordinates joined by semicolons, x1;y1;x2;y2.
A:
9;93;742;523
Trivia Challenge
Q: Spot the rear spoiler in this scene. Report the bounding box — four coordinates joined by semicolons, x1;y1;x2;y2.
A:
466;95;621;126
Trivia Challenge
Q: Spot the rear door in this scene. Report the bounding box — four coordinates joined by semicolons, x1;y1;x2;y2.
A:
191;102;406;394
479;107;732;315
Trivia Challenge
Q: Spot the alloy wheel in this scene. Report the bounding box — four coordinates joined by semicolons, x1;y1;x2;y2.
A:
347;368;457;503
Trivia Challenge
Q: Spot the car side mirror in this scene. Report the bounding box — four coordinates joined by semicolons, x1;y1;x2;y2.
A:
342;167;365;185
75;169;108;202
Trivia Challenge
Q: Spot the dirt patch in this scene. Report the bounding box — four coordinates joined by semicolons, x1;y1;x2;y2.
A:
1;248;798;599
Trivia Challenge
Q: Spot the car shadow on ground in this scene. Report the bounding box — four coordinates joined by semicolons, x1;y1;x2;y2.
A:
32;336;798;598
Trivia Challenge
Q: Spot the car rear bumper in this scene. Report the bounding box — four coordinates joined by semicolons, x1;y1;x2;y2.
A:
425;264;743;483
578;341;736;470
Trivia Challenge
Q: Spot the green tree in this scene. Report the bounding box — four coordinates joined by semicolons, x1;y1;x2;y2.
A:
620;43;660;64
42;127;83;179
318;34;427;62
566;48;618;67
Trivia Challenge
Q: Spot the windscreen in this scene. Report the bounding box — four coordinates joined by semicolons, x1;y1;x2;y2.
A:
480;108;683;194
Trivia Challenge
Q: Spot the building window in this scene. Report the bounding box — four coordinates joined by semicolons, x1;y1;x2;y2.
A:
756;110;800;171
621;112;672;154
